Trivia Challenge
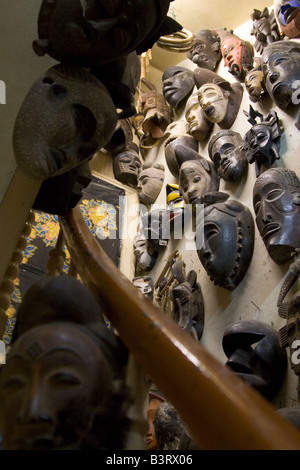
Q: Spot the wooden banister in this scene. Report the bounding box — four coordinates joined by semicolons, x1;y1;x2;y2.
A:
60;206;300;450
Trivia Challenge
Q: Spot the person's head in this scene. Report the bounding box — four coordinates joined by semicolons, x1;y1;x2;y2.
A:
261;40;300;109
33;0;182;66
208;130;247;183
162;66;195;110
176;146;219;206
185;92;213;142
198;83;230;123
186;29;221;70
0;276;130;450
253;167;300;264
197;199;255;290
13;64;118;180
113;143;142;188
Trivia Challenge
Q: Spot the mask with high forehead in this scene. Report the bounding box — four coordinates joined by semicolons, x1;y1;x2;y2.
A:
261;40;300;109
163;120;198;178
250;7;281;55
13;64;118;180
162;66;195;110
223;319;287;400
196;199;254;290
274;0;300;38
208;130;247;183
245;59;264;103
198;83;230;124
186;29;221;70
0;276;129;450
185;92;213;142
253;167;300;264
33;0;182;66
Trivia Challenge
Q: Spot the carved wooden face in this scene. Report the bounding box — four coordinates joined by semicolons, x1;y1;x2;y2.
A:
33;0;174;66
113;146;142;187
223;320;287;400
186;30;221;70
13;65;117;180
208;130;247;183
179;159;219;206
198;83;229;123
163;121;198;178
185;93;213;142
197;201;254;290
221;37;243;76
137;164;165;205
253;168;300;264
262;40;300;109
145;393;165;450
245;69;264;102
162;66;195;110
0;323;114;450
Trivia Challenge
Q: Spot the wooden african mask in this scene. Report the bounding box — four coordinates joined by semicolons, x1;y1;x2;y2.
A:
261;40;300;109
186;29;221;71
185;92;213;142
219;31;254;80
141;208;169;252
253;167;300;264
243;107;281;177
32;0;182;66
145;390;166;450
134;233;158;272
137;163;165;205
193;68;243;129
13;64;118;180
0;276;129;450
208;130;248;183
138;78;173;140
112;142;142;188
153;402;189;450
278;250;300;390
223;320;287;401
245;59;265;103
104;118;133;156
274;0;300;38
132;276;154;300
170;269;205;340
250;8;281;55
176;146;219;207
196;198;255;290
163;120;198;178
162;66;195;110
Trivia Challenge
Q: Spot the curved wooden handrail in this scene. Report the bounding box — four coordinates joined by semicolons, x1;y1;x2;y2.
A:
60;206;300;450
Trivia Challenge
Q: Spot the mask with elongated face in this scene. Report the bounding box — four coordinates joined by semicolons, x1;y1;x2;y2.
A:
185;93;213;142
261;40;300;109
251;8;281;55
196;199;255;290
13;64;118;180
220;33;254;80
223;319;287;400
253;167;300;264
186;29;221;70
208;130;247;183
112;142;142;188
245;62;264;103
137;163;165;205
162;66;195;110
163;120;198;178
33;0;182;66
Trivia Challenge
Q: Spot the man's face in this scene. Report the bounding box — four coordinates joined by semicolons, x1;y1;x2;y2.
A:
0;323;113;450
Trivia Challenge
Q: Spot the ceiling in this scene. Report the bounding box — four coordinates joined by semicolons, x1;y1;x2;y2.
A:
150;0;273;73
